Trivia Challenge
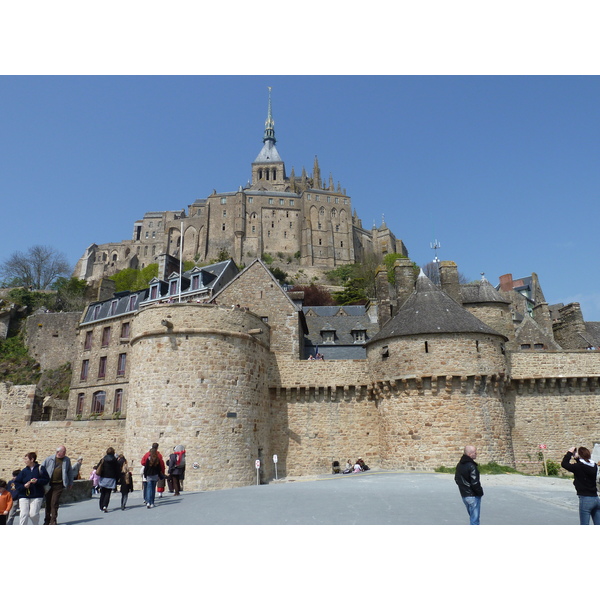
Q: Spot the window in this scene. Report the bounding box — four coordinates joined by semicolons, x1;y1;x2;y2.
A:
120;322;130;338
84;330;93;350
534;343;545;349
223;210;227;217
327;196;331;203
220;197;227;204
424;341;429;353
109;300;118;316
92;305;101;320
307;193;311;200
322;331;335;343
268;198;274;205
279;198;284;205
248;197;253;203
251;225;256;233
128;295;137;311
191;274;200;291
316;195;320;202
76;393;85;416
114;389;123;413
169;280;178;295
222;223;226;231
91;391;106;414
98;356;107;378
150;285;159;300
352;330;366;343
521;344;531;350
80;360;89;381
117;353;127;376
101;326;111;347
289;199;294;206
145;231;149;238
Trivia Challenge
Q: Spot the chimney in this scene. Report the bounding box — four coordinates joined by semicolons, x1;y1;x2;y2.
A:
394;258;416;309
375;266;392;327
439;261;461;304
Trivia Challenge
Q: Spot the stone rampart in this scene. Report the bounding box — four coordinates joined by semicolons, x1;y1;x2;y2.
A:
25;312;81;371
508;350;600;379
125;303;271;491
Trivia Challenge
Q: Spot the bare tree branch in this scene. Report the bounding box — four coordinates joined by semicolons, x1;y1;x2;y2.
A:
1;245;71;289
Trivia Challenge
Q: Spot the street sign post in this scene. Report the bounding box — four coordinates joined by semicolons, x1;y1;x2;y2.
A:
273;454;278;480
255;459;260;485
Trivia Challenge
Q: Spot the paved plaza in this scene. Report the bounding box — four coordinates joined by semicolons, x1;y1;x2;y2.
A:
11;469;582;526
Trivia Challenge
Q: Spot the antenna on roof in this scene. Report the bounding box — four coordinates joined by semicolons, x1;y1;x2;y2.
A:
430;239;441;263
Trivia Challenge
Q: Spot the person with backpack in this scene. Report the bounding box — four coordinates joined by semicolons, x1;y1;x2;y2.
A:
168;445;186;496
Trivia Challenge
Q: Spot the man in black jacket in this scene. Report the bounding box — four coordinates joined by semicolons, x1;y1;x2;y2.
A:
454;445;484;525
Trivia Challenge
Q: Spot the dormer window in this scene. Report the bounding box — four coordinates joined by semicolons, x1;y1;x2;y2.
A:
352;329;366;343
128;295;137;311
191;274;200;291
169;279;179;296
109;300;118;316
150;284;160;300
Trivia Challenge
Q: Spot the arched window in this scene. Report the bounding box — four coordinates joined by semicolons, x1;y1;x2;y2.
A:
92;391;106;414
114;389;123;413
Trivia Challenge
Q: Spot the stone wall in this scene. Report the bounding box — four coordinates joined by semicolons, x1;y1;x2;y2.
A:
124;303;272;491
25;312;81;371
0;382;126;481
508;350;600;379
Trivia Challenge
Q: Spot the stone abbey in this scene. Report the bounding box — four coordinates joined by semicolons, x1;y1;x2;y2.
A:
1;93;600;492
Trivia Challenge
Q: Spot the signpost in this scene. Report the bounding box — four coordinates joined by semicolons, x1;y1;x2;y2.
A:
273;454;278;480
539;444;548;476
255;459;260;485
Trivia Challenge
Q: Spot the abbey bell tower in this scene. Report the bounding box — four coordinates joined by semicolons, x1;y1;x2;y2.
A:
250;87;288;191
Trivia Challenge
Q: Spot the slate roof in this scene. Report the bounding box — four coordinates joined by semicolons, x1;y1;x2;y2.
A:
368;272;506;345
302;305;378;347
584;322;600;347
461;280;510;305
254;140;283;163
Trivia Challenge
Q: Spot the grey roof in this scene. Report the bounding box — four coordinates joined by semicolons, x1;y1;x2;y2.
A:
302;305;378;347
461;280;510;305
254;140;283;163
368;273;506;344
584;322;600;346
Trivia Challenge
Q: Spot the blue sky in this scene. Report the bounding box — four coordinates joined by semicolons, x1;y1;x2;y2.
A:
1;75;599;319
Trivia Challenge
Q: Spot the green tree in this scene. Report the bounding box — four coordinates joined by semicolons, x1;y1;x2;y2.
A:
51;277;88;312
110;264;159;293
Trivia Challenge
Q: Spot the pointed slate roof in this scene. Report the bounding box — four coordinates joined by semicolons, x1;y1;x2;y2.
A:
368;272;506;344
461;278;510;305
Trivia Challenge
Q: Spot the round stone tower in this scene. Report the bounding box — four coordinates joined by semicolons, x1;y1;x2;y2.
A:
125;302;271;491
366;272;514;470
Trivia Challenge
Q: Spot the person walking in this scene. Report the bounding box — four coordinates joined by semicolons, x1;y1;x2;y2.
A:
454;445;484;525
561;446;600;524
96;447;121;513
14;452;49;525
0;480;13;525
168;445;186;496
119;457;133;510
71;457;84;480
41;445;74;525
143;447;164;508
6;470;20;525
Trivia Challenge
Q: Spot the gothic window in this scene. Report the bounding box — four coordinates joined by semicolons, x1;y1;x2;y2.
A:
91;391;106;414
112;253;118;262
319;207;325;216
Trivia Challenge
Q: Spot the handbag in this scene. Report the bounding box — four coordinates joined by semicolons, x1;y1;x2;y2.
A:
96;460;104;477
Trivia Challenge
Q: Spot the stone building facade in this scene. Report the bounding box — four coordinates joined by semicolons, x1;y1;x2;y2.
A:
2;255;600;492
74;91;405;283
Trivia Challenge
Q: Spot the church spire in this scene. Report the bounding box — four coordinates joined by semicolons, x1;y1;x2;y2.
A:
263;86;276;144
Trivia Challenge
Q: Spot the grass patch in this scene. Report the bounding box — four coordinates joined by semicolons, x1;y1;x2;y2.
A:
435;461;522;475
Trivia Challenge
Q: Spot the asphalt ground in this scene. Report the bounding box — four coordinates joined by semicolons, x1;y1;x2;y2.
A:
6;470;586;598
9;469;581;526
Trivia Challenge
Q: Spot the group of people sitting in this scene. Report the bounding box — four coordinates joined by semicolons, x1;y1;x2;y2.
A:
332;458;370;474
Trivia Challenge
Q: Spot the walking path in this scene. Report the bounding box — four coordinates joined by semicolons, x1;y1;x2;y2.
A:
19;469;580;525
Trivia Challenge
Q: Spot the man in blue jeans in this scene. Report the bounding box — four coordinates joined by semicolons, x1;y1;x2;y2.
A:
454;445;484;525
